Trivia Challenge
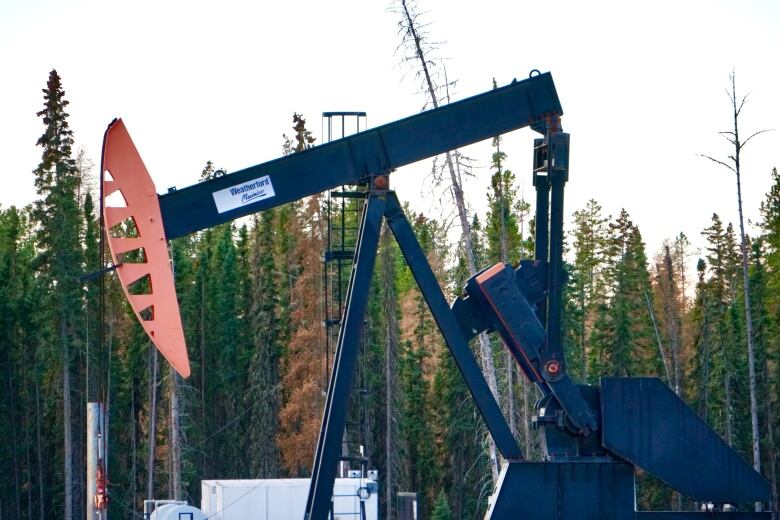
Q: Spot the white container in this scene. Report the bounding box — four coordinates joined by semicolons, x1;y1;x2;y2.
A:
201;477;378;520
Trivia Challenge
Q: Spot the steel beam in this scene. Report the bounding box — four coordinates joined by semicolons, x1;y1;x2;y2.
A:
305;194;386;520
158;73;562;239
384;192;523;460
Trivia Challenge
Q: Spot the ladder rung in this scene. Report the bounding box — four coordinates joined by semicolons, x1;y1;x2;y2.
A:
325;250;355;261
331;191;366;199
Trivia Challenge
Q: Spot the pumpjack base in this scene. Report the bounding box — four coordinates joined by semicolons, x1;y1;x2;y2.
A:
485;461;773;519
485;462;635;520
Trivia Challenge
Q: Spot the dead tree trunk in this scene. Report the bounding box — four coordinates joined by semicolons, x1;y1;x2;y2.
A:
701;71;771;511
396;0;501;484
495;138;517;438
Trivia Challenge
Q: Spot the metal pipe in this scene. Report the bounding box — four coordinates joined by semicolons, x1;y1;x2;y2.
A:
87;403;100;520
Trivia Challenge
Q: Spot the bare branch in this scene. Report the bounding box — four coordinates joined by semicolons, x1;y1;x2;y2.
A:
699;153;737;174
736;93;749;117
741;128;774;149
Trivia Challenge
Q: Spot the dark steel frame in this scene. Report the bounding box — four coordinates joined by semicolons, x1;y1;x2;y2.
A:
303;190;523;520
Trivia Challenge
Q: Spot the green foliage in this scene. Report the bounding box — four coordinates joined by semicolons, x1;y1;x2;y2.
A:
568;199;609;382
5;70;779;518
484;134;521;264
588;209;658;379
431;490;453;520
247;210;282;477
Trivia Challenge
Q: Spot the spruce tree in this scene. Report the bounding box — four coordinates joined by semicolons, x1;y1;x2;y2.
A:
31;70;83;520
247;210;282;477
569;199;609;382
431;490;453;520
0;206;37;519
759;167;780;508
701;214;742;444
589;210;657;378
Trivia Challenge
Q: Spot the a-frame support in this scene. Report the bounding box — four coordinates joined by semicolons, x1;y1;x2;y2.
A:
304;187;522;520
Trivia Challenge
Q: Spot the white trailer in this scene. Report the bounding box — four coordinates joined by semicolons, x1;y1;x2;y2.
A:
200;477;379;520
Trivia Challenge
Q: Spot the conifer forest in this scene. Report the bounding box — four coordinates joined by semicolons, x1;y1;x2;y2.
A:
1;3;779;520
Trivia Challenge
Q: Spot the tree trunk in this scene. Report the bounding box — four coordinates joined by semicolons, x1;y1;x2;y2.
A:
105;321;113;482
735;140;762;482
26;418;33;520
733;117;761;468
522;378;531;457
381;228;398;520
131;381;137;517
200;286;207;479
701;309;710;422
497;164;516;438
146;349;158;501
35;374;45;520
724;369;733;446
6;353;22;520
764;363;778;512
645;288;672;386
506;356;515;436
62;321;73;520
169;367;181;500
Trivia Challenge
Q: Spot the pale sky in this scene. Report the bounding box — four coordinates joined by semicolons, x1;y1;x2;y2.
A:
1;0;779;266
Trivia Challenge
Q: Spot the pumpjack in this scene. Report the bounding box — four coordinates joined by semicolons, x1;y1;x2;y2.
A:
101;71;772;519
